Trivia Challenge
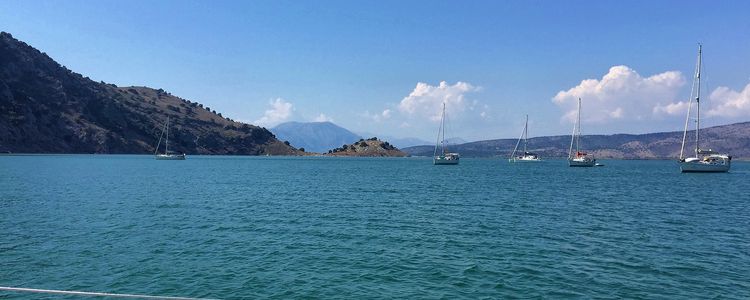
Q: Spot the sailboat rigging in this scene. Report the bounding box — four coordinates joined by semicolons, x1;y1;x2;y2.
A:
433;102;460;165
678;44;730;172
568;98;596;167
509;115;541;162
155;115;186;160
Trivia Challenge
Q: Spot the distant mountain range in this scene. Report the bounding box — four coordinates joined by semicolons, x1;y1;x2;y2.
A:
272;121;439;152
0;32;298;155
272;121;361;153
402;122;750;159
444;137;468;145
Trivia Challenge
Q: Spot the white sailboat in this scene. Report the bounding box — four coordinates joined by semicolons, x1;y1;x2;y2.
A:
568;98;596;167
155;115;186;160
679;44;731;172
509;114;541;162
433;102;459;165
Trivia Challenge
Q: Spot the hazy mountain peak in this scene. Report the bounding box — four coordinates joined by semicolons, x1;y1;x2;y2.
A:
271;121;361;153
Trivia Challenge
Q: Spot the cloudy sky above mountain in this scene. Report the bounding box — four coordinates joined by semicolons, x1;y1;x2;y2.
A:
3;1;749;140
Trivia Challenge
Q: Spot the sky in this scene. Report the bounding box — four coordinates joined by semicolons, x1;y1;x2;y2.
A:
2;0;749;142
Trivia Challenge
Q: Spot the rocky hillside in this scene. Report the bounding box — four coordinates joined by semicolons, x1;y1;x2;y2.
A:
0;32;299;155
327;137;407;157
403;122;750;159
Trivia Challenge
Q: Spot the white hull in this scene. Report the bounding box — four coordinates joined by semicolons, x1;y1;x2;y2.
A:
155;154;186;160
569;157;596;167
679;159;730;173
510;156;542;163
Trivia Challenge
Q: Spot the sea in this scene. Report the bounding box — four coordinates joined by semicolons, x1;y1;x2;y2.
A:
1;155;748;299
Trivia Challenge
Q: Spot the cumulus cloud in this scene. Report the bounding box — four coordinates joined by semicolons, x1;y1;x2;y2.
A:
313;113;333;122
398;81;480;121
254;98;294;127
362;109;393;122
706;83;750;117
653;101;690;116
553;65;685;123
651;82;750;119
381;109;392;119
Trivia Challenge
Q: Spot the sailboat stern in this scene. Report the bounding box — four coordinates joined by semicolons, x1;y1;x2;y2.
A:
434;152;460;165
679;154;731;172
569;152;596;167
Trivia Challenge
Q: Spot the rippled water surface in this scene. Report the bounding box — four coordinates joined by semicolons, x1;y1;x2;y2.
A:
1;155;749;299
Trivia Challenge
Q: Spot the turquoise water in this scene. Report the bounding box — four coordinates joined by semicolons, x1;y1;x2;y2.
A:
1;155;748;299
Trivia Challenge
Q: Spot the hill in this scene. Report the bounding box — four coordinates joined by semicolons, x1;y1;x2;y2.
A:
356;132;431;149
271;121;360;153
402;122;750;159
0;32;299;155
327;137;407;157
387;136;432;148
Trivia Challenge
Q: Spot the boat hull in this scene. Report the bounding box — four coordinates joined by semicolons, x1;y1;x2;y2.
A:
569;158;596;167
510;157;542;163
155;154;186;160
679;161;730;173
434;157;459;165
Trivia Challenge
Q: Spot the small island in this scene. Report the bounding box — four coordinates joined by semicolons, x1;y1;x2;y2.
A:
326;137;407;157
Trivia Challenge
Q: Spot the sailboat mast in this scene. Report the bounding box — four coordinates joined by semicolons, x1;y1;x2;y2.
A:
695;44;702;156
441;103;447;155
523;114;528;153
568;103;576;159
155;119;167;155
679;98;692;160
576;98;581;153
680;44;702;160
434;103;445;157
165;116;169;155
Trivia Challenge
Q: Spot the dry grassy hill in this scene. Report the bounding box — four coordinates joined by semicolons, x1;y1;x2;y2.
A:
0;32;299;155
327;138;407;157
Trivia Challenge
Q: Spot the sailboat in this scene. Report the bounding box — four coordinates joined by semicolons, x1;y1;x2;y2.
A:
679;44;731;172
568;98;596;167
509;114;541;162
433;102;459;165
155;115;186;160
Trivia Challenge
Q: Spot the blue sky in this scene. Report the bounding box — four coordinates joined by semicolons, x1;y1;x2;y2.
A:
2;0;749;141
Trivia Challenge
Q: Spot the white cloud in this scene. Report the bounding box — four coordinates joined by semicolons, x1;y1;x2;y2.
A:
381;109;392;119
398;81;480;122
553;65;685;123
313;113;333;122
254;98;294;127
653;101;690;116
361;109;394;122
479;104;489;119
706;83;750;117
651;82;750;118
